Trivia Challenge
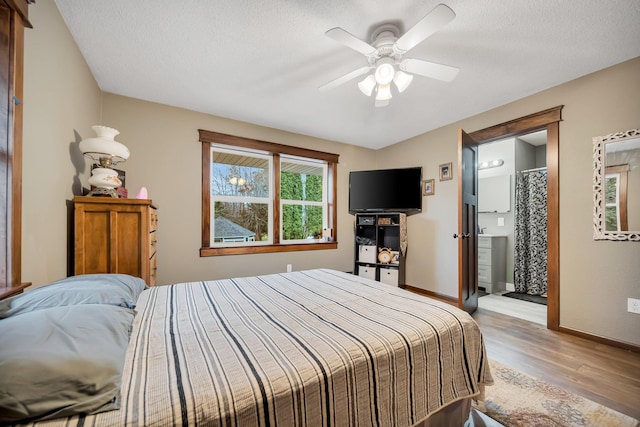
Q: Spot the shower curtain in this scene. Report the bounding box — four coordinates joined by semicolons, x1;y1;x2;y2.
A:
514;168;548;295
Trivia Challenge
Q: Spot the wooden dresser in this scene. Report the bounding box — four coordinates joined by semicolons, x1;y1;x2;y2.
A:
74;196;158;286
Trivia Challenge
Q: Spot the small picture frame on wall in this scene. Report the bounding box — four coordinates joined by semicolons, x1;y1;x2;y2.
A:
439;162;452;181
422;179;435;196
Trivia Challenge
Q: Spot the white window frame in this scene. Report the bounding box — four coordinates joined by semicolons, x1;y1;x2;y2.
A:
210;145;274;247
280;156;328;243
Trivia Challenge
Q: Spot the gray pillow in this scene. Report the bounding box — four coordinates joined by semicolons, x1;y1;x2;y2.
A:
0;303;134;424
0;274;147;318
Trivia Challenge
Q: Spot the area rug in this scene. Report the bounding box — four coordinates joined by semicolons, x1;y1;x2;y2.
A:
477;360;639;427
502;291;547;305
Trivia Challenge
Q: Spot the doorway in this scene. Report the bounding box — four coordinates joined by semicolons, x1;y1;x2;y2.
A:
460;106;562;330
476;130;548;325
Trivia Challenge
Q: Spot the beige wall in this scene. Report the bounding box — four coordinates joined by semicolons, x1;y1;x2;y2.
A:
378;57;640;345
548;60;639;346
22;1;101;286
99;94;375;285
21;3;640;346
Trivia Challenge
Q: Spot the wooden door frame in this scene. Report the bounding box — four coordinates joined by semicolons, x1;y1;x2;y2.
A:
458;130;479;314
468;106;562;330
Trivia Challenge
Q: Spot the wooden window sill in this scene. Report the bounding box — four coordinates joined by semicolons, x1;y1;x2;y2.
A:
200;241;338;256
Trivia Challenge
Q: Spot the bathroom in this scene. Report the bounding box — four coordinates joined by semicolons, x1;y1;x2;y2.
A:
477;130;548;324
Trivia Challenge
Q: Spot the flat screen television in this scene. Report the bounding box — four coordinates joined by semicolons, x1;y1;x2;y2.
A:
349;167;422;215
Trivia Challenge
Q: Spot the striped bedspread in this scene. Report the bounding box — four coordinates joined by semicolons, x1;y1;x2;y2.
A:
32;269;492;427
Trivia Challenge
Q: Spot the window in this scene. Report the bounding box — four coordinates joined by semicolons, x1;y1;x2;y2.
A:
211;148;272;244
281;157;327;242
200;130;338;256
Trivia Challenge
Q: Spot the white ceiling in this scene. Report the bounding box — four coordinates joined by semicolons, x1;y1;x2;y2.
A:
53;1;640;150
518;130;547;147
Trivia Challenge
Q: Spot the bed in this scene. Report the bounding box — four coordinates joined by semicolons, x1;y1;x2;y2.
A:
1;269;492;426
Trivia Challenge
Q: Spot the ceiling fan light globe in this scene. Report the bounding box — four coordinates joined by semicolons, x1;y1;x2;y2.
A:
375;83;392;101
393;70;414;93
374;60;395;85
358;75;376;96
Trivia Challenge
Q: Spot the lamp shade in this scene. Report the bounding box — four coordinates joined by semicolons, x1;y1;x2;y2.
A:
357;75;376;96
79;125;130;167
393;70;414;93
375;83;392;101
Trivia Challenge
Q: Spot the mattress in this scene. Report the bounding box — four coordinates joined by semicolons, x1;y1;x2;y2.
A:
29;269;492;426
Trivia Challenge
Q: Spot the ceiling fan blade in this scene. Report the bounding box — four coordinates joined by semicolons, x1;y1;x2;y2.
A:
318;66;371;92
400;58;459;82
325;27;377;57
394;4;455;54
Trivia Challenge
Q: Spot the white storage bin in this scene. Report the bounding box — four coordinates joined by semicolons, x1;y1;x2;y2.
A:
358;245;377;263
379;268;399;286
358;266;376;280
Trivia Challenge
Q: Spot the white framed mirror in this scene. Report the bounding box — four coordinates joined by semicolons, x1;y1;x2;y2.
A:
593;128;640;241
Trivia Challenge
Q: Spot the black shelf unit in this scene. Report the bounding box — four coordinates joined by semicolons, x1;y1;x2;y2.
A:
353;213;406;287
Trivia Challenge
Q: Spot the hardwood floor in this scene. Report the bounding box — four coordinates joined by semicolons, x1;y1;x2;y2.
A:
478;293;546;325
473;307;640;421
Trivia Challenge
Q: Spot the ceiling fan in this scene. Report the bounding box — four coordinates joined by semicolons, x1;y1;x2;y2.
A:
319;3;459;107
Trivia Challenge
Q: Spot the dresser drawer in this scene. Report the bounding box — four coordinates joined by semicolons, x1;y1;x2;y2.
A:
149;231;158;257
478;264;491;283
379;267;399;286
149;209;158;232
478;236;492;249
149;252;157;287
478;247;491;265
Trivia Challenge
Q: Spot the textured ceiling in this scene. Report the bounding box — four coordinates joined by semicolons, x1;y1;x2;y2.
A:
53;1;640;150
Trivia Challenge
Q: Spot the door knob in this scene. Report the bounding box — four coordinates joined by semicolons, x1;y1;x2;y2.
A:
453;233;471;239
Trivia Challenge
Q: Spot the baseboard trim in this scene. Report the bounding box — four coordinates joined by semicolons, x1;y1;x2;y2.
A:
404;285;458;305
558;326;640;354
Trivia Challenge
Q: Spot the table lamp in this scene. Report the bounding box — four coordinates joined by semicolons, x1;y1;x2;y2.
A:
79;125;129;197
